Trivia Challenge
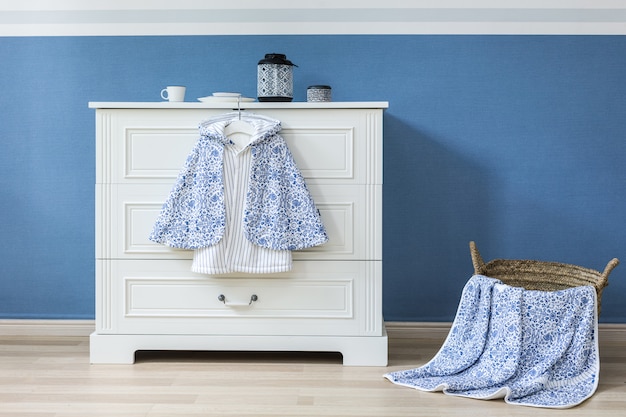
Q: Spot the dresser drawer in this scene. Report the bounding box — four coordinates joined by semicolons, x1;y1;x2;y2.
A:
98;183;381;261
97;108;382;187
96;259;382;337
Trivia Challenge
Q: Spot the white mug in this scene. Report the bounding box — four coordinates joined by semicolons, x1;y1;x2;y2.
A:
161;86;186;102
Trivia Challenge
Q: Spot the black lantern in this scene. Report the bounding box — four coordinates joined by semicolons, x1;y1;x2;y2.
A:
257;53;296;102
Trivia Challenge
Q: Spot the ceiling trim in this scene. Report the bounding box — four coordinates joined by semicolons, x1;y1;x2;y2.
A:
2;2;626;36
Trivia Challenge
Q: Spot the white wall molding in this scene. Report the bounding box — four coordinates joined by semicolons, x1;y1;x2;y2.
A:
0;320;95;337
385;321;626;345
2;1;626;36
1;320;624;345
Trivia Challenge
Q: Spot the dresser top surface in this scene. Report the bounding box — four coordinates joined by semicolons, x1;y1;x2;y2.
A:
88;101;389;110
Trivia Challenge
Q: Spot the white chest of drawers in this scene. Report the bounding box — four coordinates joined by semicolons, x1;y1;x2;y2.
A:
89;102;388;366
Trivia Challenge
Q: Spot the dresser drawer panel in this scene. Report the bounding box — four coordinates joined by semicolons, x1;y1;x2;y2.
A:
126;277;352;319
295;184;381;261
270;108;382;186
98;109;213;184
104;184;380;260
281;126;353;181
124;128;198;180
101;184;190;260
97;260;381;336
98;108;381;186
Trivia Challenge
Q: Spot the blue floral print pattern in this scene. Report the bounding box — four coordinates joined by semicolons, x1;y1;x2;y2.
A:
148;132;227;249
385;275;599;409
149;113;328;251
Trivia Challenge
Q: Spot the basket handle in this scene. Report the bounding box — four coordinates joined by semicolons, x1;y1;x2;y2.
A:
469;241;485;275
601;258;620;280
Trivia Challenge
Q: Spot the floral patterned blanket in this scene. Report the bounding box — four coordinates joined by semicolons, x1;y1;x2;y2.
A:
385;275;599;408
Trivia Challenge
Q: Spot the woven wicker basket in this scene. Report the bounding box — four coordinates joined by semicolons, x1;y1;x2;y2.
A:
469;241;619;315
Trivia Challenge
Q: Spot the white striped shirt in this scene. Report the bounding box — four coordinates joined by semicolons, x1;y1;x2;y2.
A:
191;131;292;274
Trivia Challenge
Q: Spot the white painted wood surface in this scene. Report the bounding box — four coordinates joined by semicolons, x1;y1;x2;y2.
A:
91;103;387;365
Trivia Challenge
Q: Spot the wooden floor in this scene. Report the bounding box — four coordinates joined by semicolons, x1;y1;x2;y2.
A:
1;330;624;417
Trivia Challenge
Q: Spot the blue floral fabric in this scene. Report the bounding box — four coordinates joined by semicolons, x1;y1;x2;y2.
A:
149;112;328;251
385;275;599;409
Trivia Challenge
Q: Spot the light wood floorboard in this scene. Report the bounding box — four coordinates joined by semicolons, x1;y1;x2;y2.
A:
0;332;624;416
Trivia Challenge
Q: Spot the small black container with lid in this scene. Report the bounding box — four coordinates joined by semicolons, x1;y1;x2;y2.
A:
257;53;296;102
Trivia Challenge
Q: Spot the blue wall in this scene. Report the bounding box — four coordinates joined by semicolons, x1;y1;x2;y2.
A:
1;35;625;322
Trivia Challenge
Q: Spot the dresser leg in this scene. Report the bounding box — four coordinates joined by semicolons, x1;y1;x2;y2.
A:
89;333;136;364
339;332;388;366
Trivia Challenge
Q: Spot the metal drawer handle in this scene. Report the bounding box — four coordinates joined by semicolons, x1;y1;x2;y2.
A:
218;294;258;306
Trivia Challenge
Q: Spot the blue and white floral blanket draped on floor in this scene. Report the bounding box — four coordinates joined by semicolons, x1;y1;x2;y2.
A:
384;275;599;409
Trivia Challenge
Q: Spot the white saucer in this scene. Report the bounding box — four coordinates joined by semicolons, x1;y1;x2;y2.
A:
212;92;243;97
198;96;256;103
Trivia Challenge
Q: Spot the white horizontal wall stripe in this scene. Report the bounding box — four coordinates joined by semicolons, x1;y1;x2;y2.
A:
1;2;626;36
5;9;626;24
5;0;626;11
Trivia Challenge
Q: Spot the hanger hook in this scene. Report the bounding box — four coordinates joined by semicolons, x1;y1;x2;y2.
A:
237;94;242;120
